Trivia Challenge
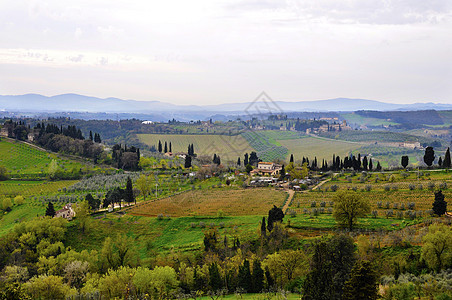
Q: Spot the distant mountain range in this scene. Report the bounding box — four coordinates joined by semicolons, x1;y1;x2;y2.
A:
1;94;451;116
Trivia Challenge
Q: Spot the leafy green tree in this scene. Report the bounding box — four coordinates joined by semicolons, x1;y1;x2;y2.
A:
333;190;370;230
1;198;12;212
0;165;8;181
401;155;409;168
424;146;435;167
433;190;447;216
45;202;56;217
25;274;75;299
136;174;152;201
245;164;253;174
342;261;378;300
74;201;90;233
421;223;451;272
264;249;308;289
47;159;59;180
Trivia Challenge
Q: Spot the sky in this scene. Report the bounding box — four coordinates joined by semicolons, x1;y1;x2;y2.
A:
0;0;451;105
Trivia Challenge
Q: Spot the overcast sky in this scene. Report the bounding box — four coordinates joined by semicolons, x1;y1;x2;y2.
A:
0;0;451;105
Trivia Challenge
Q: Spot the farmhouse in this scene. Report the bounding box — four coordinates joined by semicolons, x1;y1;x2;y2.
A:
250;162;282;176
55;203;75;220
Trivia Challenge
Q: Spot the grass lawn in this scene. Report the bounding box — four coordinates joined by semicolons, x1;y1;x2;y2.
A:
65;214;264;255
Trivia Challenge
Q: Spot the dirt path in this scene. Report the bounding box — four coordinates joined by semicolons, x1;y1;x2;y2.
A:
282;177;332;213
282;189;295;213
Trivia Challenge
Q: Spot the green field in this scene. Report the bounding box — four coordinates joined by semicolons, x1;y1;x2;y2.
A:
137;134;254;162
278;136;362;161
341;112;399;127
0;138;86;178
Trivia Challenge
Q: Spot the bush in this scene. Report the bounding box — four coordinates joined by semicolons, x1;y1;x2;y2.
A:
14;195;25;205
311;201;316;208
408;202;415;210
365;185;372;191
438;182;447;190
385;202;391;209
371;210;378;218
409;183;416;190
384;185;391;191
428;182;435;190
330;184;339;192
386;210;394;218
199;222;205;228
157;214;164;220
320;201;326;207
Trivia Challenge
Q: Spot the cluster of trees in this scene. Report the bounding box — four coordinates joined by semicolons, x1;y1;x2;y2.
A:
103;177;136;208
288;153;381;173
157;140;172;153
111;144;140;171
184;144;196;168
239;151;260;167
0;200;450;299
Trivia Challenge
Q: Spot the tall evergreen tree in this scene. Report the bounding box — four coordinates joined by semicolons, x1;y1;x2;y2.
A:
244;153;249;166
260;216;266;237
432;190;447;216
208;263;222;291
164;141;168;153
125;176;135;205
184;155;192;168
89;130;93;141
438;157;443;167
169;142;172;153
362;156;368;170
375;161;382;171
368;158;373;171
238;259;252;292
342;261;379;300
290;154;294;163
424;146;435;167
401;155;409;169
158;140;162;153
444;147;451;168
237;157;241;166
252;259;264;293
45;202;56;217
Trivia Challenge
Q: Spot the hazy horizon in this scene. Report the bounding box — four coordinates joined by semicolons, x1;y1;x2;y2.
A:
1;1;451;105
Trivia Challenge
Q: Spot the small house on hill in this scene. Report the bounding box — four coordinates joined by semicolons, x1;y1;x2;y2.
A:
250;162;282;176
55;203;75;220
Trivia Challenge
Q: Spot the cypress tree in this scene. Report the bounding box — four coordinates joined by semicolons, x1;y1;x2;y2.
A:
424;146;435;167
438;157;443;167
208;263;222;291
368;158;373;171
444;147;451;168
362;156;368;170
290;154;294;163
252;259;264;293
164;141;168;153
184;155;192;168
158;140;162;153
260;217;266;237
237;157;241;166
45;202;56;217
432;190;447;216
244;153;249;166
89;130;93;141
238;259;252;292
125;176;135;205
169;142;172;152
342;261;379;300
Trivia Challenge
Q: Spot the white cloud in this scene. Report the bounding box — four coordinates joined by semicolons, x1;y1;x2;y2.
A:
0;0;450;104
